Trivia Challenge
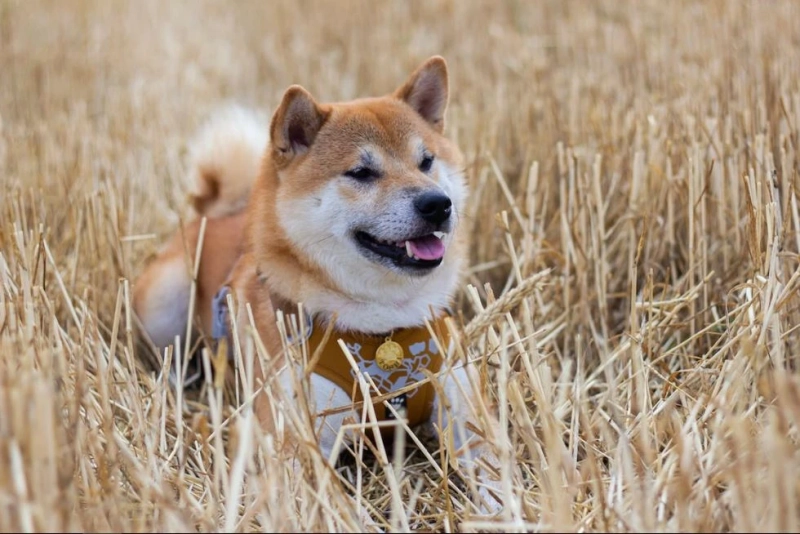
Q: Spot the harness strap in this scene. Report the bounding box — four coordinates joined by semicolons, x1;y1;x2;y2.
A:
211;286;231;341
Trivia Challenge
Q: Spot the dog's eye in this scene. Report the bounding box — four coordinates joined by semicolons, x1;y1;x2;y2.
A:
419;154;434;173
345;167;377;181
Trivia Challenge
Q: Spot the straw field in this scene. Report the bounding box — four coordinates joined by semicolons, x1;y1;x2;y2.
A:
2;0;800;531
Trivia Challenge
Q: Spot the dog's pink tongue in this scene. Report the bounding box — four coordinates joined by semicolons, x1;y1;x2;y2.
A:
408;235;445;260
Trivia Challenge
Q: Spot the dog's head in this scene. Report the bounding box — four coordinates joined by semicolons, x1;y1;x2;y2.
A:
262;57;467;327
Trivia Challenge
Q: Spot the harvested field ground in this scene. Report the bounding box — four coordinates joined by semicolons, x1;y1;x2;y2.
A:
2;0;800;531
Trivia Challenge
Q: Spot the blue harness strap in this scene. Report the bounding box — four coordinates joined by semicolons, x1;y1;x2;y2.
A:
211;286;231;341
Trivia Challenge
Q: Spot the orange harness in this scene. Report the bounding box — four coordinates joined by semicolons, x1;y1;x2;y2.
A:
303;316;449;431
211;285;449;432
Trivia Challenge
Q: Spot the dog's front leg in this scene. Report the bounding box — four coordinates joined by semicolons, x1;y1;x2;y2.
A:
432;363;507;515
274;371;356;466
277;372;381;530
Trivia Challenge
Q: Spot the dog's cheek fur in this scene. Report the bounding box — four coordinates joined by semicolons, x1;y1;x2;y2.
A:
276;181;392;293
277;180;360;265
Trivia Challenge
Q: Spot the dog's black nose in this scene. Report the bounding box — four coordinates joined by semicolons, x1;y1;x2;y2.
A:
414;191;452;225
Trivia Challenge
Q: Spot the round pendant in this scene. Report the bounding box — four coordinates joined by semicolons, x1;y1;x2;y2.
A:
376;340;404;371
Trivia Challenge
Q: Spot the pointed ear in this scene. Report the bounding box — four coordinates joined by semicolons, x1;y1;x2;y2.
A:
394;56;449;132
270;85;328;159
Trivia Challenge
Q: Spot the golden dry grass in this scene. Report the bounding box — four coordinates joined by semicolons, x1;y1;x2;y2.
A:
3;0;800;531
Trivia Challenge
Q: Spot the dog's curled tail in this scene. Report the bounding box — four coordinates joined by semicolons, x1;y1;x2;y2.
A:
187;105;268;219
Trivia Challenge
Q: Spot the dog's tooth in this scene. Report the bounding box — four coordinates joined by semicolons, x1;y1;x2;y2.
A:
432;231;445;240
405;241;413;257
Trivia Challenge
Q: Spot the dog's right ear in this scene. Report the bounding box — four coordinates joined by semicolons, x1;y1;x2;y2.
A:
270;85;328;161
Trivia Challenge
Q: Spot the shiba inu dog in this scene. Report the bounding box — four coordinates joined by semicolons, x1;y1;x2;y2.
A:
133;56;503;513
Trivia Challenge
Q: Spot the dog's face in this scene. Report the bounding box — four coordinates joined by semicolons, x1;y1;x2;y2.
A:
268;57;466;303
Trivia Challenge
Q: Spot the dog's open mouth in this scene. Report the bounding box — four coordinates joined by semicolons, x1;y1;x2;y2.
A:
355;231;446;269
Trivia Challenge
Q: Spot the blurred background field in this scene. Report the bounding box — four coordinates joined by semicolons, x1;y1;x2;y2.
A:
2;0;800;531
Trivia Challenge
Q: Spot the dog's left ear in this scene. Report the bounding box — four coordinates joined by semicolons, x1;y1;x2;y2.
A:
394;56;449;133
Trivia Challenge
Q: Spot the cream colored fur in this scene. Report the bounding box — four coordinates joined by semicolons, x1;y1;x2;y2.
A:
187;105;268;218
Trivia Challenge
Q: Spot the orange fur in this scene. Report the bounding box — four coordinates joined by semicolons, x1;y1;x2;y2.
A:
132;213;247;344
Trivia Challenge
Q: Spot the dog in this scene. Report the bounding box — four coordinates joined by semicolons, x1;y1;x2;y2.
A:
133;56;504;515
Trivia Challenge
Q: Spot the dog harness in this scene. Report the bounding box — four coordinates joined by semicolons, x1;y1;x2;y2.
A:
304;315;448;431
211;287;448;433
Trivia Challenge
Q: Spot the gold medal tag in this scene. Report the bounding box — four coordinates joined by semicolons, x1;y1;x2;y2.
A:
376;338;404;371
